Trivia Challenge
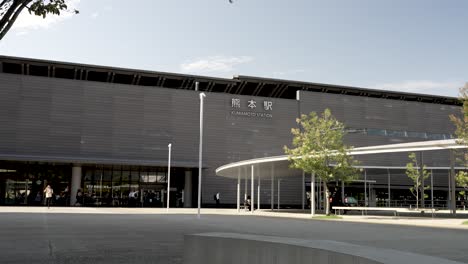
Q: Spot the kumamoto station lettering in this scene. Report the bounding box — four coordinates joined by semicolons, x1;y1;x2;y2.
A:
230;98;273;119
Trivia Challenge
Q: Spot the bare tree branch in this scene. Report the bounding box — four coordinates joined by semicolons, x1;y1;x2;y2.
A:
0;0;27;40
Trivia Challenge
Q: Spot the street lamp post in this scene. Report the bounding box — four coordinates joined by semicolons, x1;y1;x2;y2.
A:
166;143;172;212
198;90;206;219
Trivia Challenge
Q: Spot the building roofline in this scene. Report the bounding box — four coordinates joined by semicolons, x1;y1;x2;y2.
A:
0;55;461;105
235;75;459;102
0;55;236;83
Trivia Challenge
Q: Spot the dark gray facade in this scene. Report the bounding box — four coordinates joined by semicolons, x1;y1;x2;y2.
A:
0;56;462;207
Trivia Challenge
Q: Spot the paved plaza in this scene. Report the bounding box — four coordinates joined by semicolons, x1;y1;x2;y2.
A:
0;207;467;263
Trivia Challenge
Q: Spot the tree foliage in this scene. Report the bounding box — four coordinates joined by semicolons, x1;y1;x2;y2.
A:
405;152;430;208
0;0;78;40
456;171;468;196
450;83;468;197
284;109;360;215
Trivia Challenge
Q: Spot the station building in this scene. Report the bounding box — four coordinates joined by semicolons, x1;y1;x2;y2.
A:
0;55;462;208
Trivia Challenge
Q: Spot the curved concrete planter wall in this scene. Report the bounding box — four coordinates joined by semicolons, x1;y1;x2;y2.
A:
184;233;462;264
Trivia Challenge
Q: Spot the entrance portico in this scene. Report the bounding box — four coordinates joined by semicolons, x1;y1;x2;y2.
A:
216;139;468;215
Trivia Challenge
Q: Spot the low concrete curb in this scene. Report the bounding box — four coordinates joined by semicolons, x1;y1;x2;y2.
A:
184;232;464;264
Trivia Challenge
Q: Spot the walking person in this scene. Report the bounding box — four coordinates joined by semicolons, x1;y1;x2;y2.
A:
215;192;220;208
43;185;54;209
75;189;83;206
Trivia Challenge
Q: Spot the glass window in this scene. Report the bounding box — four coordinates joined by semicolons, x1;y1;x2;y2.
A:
121;171;130;183
366;128;387;136
102;169;112;182
427;133;444;140
130;169;140;182
83;170;93;182
156;171;167;183
386;130;406;137
407;131;427;139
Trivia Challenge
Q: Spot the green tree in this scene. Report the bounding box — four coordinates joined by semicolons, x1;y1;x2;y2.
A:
0;0;79;40
450;83;468;197
284;109;360;215
405;152;430;209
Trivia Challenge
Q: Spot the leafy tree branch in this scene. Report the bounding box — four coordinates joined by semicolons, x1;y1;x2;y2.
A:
0;0;78;41
284;109;361;215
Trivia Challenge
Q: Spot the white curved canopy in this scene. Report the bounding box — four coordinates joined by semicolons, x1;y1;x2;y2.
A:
215;139;467;179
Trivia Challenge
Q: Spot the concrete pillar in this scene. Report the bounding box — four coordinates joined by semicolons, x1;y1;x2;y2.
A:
71;165;82;206
184;170;192;208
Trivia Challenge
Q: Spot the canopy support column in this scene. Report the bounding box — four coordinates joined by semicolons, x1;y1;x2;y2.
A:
387;168;391;207
251;165;254;214
271;164;274;211
450;150;456;215
302;171;305;210
277;179;281;210
311;172;315;216
237;169;240;213
257;169;261;211
431;169;434;209
364;169;367;207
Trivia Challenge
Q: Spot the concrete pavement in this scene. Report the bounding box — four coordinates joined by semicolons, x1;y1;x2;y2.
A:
0;207;467;263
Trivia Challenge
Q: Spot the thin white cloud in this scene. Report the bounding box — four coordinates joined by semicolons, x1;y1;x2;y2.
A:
12;0;80;31
372;80;464;96
91;12;99;19
180;56;253;74
15;31;28;36
273;69;306;76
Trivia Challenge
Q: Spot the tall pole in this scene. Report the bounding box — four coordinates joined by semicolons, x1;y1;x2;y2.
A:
197;89;205;219
297;90;304;211
166;143;172;212
251;165;254;214
311;172;315;216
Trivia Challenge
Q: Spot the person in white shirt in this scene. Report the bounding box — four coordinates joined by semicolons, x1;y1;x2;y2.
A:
43;185;53;209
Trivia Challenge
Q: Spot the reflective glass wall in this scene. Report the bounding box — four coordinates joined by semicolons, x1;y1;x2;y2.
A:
81;165;187;207
0;161;70;206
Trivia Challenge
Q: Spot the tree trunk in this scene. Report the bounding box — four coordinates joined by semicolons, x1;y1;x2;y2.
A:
324;181;330;216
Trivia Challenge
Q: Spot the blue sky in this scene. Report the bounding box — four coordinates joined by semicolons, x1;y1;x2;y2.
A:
0;0;466;97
